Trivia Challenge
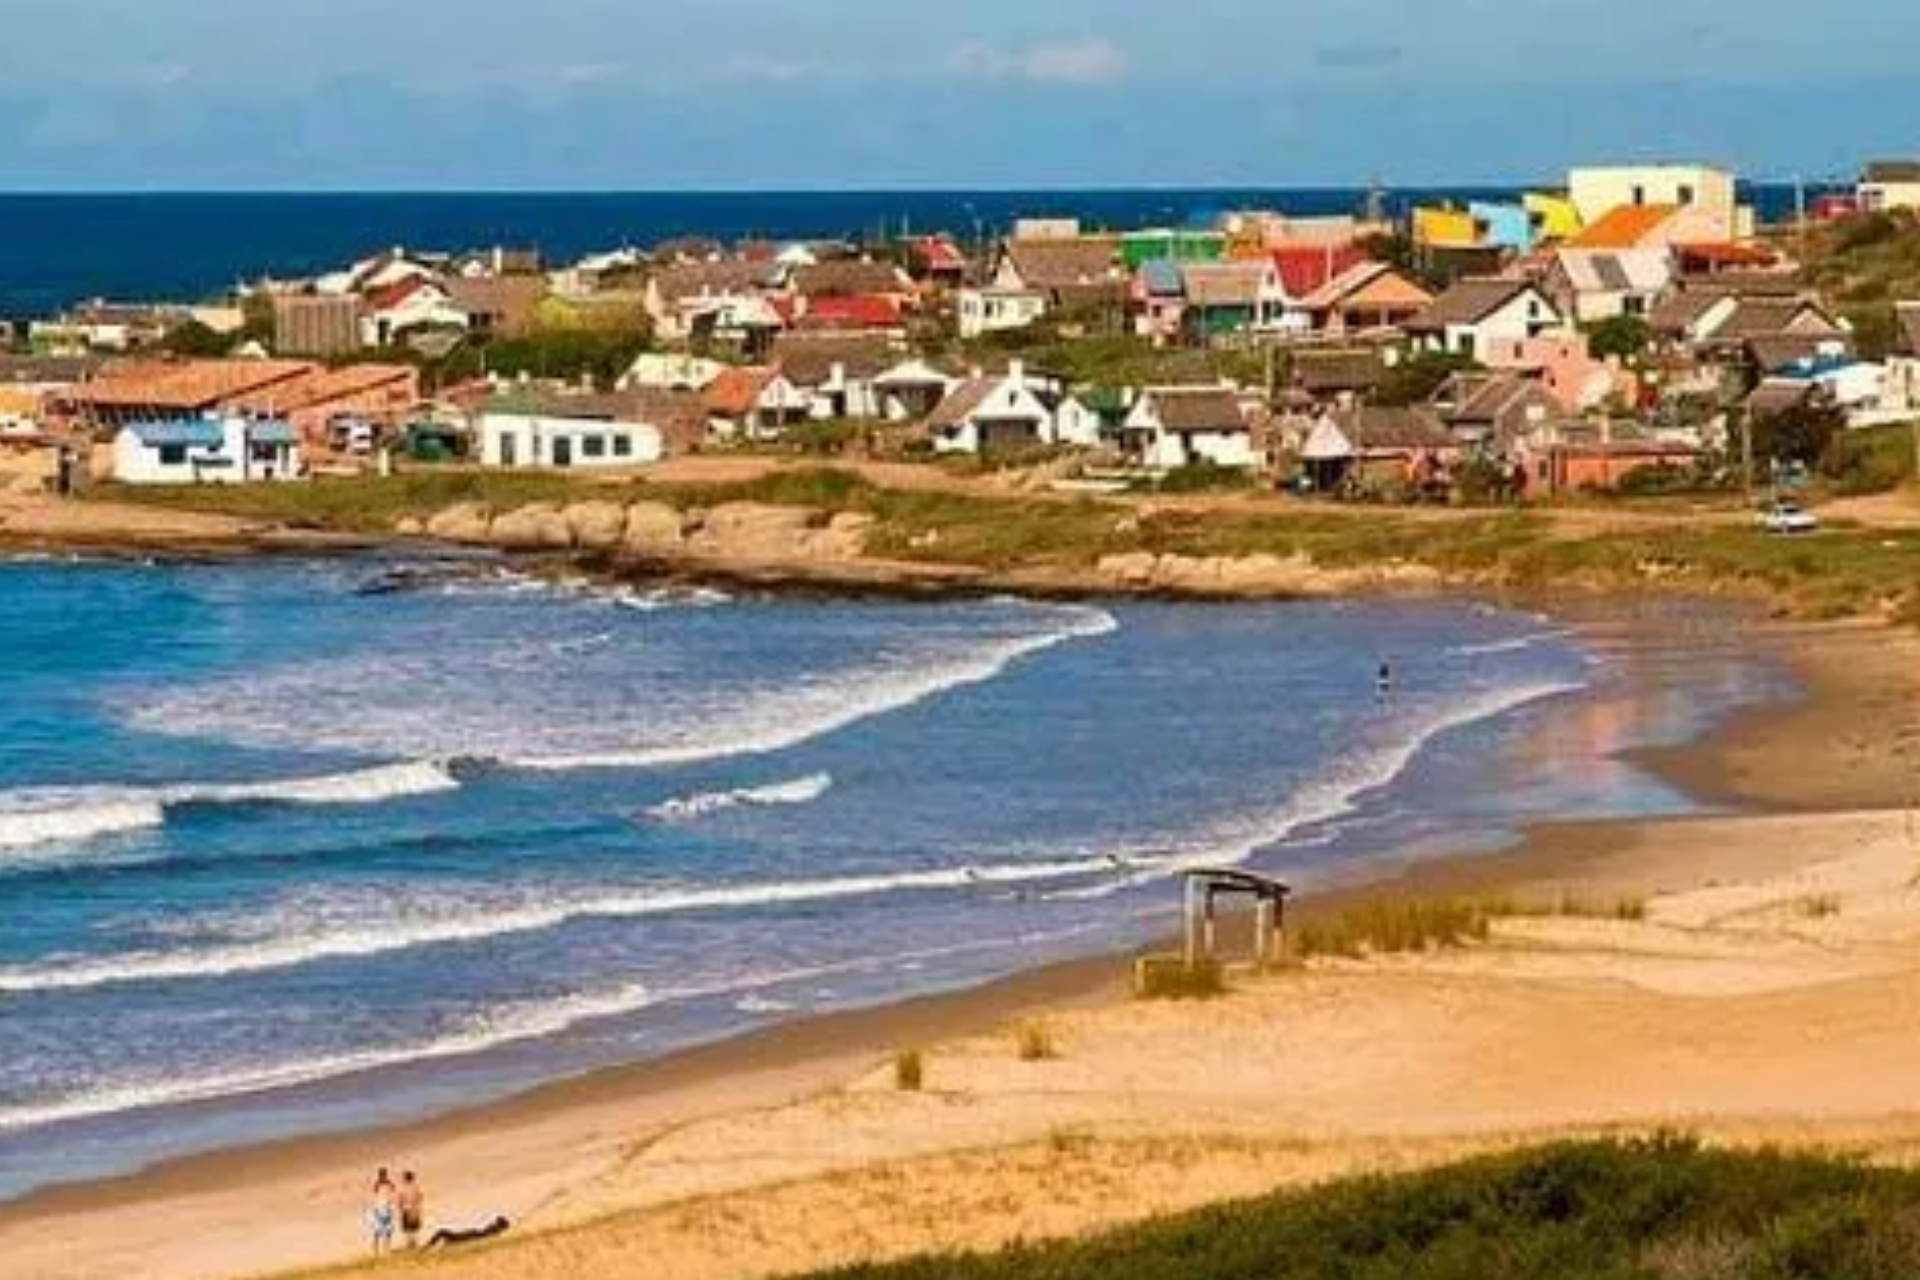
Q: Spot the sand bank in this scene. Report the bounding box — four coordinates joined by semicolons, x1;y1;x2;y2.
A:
1;620;1917;1280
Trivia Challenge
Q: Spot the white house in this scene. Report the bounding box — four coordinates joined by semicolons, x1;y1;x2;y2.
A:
958;286;1049;339
701;367;813;441
360;278;469;347
112;417;303;485
1405;279;1564;362
478;391;703;468
873;358;961;422
1120;387;1258;471
924;362;1072;456
1566;164;1750;240
1858;161;1920;214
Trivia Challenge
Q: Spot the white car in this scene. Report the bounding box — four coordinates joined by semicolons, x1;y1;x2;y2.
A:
1759;504;1819;535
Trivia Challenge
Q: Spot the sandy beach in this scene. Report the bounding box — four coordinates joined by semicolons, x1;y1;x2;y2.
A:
2;614;1918;1280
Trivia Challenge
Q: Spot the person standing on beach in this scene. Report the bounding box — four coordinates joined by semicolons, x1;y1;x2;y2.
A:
397;1170;426;1250
368;1168;398;1257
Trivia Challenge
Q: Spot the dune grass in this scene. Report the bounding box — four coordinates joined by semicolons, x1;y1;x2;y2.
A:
805;1136;1920;1280
1014;1020;1057;1063
1292;898;1502;961
894;1048;925;1093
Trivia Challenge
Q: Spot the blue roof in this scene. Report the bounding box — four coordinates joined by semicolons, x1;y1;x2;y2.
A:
1139;259;1184;296
124;421;222;448
247;421;298;445
1779;354;1862;378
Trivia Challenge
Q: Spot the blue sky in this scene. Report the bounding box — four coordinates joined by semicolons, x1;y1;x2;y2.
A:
2;0;1916;189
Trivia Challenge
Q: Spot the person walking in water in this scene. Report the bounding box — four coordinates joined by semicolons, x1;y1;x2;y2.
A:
367;1168;398;1257
397;1170;426;1250
1376;659;1395;702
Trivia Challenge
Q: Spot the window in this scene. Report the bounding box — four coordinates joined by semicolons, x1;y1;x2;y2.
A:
611;434;633;458
158;443;187;466
1623;296;1648;317
1631;185;1646;205
1678;184;1695;205
582;434;606;459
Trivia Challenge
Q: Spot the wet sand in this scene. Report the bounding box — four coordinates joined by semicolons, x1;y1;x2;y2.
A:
2;616;1918;1280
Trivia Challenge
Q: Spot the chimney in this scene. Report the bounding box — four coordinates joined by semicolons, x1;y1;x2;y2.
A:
1008;358;1026;384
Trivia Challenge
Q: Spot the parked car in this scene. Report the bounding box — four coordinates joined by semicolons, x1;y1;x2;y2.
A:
1759;503;1819;535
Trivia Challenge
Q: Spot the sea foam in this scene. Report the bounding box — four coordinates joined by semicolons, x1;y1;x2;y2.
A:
644;773;834;823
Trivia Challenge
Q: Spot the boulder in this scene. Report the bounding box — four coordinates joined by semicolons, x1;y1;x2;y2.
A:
424;502;494;545
1097;553;1160;588
563;501;629;551
689;503;819;559
393;515;426;537
489;503;574;551
802;511;876;561
622;501;686;555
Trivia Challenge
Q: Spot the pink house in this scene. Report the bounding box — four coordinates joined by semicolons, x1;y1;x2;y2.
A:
1481;333;1638;411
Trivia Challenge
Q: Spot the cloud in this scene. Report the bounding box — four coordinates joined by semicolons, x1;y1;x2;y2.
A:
948;37;1129;86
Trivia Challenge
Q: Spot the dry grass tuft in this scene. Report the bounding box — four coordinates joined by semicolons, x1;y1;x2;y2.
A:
894;1047;925;1092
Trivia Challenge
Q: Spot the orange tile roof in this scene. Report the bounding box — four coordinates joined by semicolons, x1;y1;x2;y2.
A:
1567;204;1680;250
67;360;318;412
230;363;417;414
701;366;775;417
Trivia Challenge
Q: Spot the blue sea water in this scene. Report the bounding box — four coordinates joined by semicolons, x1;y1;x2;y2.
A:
0;185;1828;317
0;556;1790;1200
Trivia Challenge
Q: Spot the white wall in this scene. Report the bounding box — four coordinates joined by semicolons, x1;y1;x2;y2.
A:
960;288;1048;339
1568;165;1738;234
480;413;663;468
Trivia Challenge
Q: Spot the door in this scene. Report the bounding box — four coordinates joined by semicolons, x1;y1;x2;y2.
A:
552;436;574;468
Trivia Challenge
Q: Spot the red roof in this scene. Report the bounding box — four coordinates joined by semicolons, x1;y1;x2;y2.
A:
912;237;967;272
1567;204;1679;250
702;366;776;416
363;276;436;315
797;295;902;330
1270;245;1369;299
1675;242;1776;269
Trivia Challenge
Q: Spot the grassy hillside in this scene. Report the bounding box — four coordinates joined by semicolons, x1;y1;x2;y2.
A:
808;1138;1920;1280
1794;211;1920;355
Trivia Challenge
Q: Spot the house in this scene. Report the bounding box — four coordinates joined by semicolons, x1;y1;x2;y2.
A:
479;389;705;468
1120;386;1258;470
226;364;422;452
925;362;1074;456
31;301;191;353
1120;229;1226;269
1702;297;1843;351
1858;160;1920;213
1405;278;1563;361
273;295;363;358
1298;406;1456;492
769;335;894;419
993;238;1127;313
907;237;969;288
1762;353;1888;421
1469;201;1535;252
444;276;547;338
644;260;780;343
1413;206;1480;249
361;278;468;347
1546;248;1674;323
872;358;960;422
958;286;1049;339
1176;261;1294;338
1525;430;1704;495
1284;348;1386;409
1878;302;1920;413
1301;262;1434;336
1564;205;1684;252
60;359;320;428
702;366;812;441
791;294;906;336
1132;260;1189;342
112;417;303;485
789;259;915;306
1482;332;1634;411
1524;193;1584;242
1432;372;1565;450
1566;164;1750;240
1269;244;1371;301
620;352;728;391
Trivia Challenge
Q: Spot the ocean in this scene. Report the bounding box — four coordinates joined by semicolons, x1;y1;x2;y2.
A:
0;185;1828;318
0;554;1791;1200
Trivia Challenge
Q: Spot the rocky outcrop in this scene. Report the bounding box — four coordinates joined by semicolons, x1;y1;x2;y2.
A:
686;503;820;559
1093;552;1443;597
489;503;574;551
800;511;876;561
424;502;494;545
562;501;629;551
622;501;686;555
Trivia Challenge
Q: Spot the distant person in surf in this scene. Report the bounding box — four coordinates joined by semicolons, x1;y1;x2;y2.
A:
1376;660;1394;702
367;1168;398;1256
397;1170;426;1250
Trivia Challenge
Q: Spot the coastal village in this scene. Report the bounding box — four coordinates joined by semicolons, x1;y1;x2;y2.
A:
3;159;1920;510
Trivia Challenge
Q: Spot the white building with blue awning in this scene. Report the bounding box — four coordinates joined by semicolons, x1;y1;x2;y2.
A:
111;417;305;485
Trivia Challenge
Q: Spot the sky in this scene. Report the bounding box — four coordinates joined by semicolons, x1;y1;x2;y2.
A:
1;0;1917;190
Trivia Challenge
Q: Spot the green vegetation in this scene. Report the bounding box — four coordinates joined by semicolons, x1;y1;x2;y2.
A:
1824;423;1920;496
1586;314;1653;362
1293;898;1499;961
1796;210;1920;359
894;1047;925;1092
434;326;651;389
804;1136;1920;1280
1374;351;1479;407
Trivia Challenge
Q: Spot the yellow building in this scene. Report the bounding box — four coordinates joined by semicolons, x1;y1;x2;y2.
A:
1412;206;1479;248
1524;192;1583;242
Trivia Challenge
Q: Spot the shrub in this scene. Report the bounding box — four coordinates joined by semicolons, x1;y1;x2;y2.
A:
1015;1020;1057;1063
1795;894;1841;920
1293;898;1499;960
1823;423;1918;495
894;1047;925;1092
1156;463;1256;494
1132;956;1227;1001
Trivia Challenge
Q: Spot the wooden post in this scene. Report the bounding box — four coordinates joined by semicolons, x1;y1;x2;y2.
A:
1254;899;1276;969
1202;886;1218;961
1182;877;1200;968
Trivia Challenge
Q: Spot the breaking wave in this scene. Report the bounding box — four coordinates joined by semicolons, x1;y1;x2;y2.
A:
644;773;834;823
507;605;1119;771
0;855;1130;994
0;761;460;859
1448;631;1572;659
